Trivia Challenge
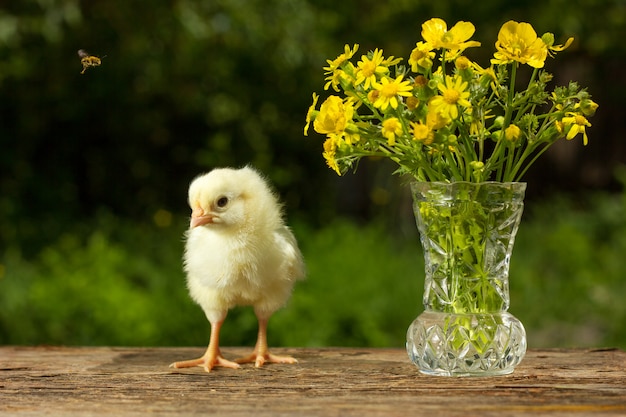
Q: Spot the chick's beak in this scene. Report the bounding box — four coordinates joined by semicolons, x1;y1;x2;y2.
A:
190;207;214;228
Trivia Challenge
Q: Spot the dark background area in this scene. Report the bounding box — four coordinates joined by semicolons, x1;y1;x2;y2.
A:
1;0;624;248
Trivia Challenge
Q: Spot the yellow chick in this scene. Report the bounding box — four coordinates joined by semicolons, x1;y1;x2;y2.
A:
170;166;305;372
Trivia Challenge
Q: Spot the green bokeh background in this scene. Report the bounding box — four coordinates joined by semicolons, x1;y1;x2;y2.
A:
1;0;625;349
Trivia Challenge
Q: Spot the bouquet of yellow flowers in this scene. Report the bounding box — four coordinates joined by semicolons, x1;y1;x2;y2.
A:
304;18;598;182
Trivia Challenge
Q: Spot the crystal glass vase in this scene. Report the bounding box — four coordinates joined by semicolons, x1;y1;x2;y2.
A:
406;182;527;376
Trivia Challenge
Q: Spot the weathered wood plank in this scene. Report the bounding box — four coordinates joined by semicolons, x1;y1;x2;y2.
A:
1;347;625;416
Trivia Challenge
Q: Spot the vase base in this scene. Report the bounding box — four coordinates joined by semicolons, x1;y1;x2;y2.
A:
406;311;526;377
416;367;515;377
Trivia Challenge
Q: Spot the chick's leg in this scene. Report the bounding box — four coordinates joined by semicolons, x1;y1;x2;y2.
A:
235;314;298;368
170;319;240;372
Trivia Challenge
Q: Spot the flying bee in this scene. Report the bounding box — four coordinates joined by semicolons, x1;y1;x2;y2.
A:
78;49;104;74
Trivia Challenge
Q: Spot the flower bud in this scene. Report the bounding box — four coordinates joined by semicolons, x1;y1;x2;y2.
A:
493;116;505;128
504;124;521;141
541;32;556;47
367;90;380;104
414;75;428;88
406;96;420;110
455;56;471;70
470;161;485;181
539;72;553;83
579;99;599;117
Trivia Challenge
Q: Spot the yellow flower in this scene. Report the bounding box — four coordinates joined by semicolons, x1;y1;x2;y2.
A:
323;44;359;91
382;54;403;67
410;107;448;145
492;21;548;68
428;75;471;119
323;135;338;152
322;135;342;175
323;69;345;92
325;62;358;92
471;62;498;93
304;93;319;136
354;49;388;90
408;42;435;72
323;44;359;75
372;76;413;111
313;96;353;135
410;121;434;145
426;109;450;129
381;117;403;146
469;108;493;136
562;112;591;145
343;131;361;145
504;124;522;141
421;18;481;58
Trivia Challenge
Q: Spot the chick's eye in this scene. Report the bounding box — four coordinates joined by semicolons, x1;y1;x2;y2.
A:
216;196;229;208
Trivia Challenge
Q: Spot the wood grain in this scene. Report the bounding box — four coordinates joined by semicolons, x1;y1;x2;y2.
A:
1;347;625;416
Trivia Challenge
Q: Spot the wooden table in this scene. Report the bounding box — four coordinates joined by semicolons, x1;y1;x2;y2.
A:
1;347;625;416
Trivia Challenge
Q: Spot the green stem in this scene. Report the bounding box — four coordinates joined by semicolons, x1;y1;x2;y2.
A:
507;103;559;181
484;63;518;181
512;142;552;181
513;68;539;123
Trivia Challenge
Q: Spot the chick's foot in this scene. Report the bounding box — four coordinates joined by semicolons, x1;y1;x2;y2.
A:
235;351;298;368
170;353;240;372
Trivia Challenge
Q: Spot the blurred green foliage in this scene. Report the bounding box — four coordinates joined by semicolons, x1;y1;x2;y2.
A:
512;178;626;348
0;214;421;347
2;185;626;348
1;0;626;348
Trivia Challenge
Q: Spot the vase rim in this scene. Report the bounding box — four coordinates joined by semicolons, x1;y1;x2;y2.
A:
411;181;527;198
